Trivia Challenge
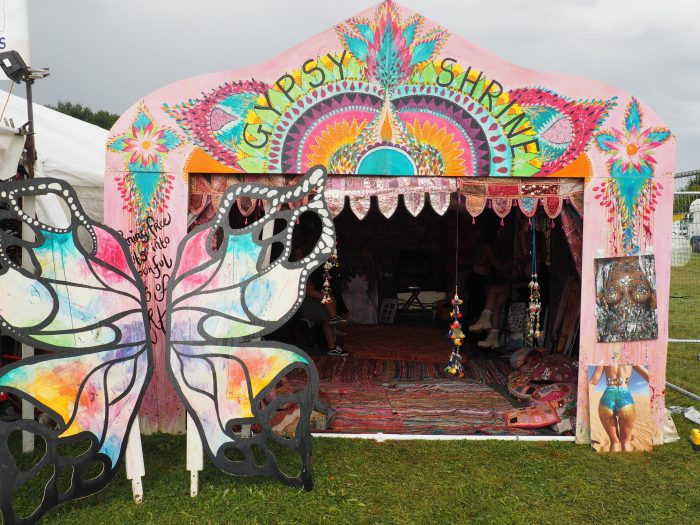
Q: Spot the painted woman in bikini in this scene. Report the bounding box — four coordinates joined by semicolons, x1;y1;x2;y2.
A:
589;365;650;452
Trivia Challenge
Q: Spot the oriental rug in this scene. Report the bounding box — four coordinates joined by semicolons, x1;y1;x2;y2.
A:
315;356;509;385
316;380;532;435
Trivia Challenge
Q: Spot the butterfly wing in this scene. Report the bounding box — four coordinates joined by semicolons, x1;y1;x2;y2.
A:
0;180;151;524
167;166;333;488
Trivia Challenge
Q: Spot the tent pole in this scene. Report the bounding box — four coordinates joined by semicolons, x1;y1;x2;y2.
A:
20;78;35;453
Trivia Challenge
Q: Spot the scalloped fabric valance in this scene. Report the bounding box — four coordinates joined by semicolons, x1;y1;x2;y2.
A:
188;175;584;227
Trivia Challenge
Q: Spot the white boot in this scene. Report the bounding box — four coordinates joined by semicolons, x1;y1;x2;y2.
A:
477;329;500;349
469;310;492;332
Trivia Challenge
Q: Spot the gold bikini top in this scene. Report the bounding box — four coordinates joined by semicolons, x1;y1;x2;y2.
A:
606;377;629;386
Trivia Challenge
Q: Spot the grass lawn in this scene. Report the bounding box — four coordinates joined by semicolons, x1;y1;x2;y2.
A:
11;245;700;524
25;416;697;525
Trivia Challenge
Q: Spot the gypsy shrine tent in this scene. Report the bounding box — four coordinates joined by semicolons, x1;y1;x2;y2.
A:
104;1;675;444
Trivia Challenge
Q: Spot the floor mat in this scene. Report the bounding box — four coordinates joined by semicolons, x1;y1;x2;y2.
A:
314;324;520;434
316;356;509;385
316;380;532;435
342;324;454;362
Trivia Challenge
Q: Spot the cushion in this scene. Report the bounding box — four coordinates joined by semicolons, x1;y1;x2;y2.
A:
505;405;561;429
529;355;578;383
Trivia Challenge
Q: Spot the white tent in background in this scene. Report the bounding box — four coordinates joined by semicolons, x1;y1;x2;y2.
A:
0;89;107;224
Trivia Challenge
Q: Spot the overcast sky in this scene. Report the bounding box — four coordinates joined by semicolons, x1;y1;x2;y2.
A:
13;0;700;172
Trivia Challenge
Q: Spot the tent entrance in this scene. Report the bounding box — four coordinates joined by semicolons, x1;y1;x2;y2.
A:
187;174;583;436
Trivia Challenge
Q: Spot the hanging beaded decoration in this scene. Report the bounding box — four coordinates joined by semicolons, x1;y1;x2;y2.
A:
321;247;339;304
526;219;542;345
446;203;465;377
445;289;465;377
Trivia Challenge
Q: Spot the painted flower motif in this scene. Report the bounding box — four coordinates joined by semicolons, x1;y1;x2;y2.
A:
593;98;672;255
122;121;170;168
108;104;184;261
595;98;671;175
336;0;447;89
108;103;182;172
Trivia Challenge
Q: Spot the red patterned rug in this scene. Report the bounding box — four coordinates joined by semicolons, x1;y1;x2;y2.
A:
315;356;509;385
313;325;521;435
342;325;458;362
316;380;531;435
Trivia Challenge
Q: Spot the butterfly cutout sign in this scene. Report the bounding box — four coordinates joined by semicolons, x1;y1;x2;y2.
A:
167;166;333;487
0;166;332;523
0;178;152;524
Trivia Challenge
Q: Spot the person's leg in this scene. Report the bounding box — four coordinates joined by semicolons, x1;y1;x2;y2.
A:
322;320;335;349
322;299;337;318
489;286;509;328
598;401;622;452
471;284;509;333
616;393;637;451
484;284;508;313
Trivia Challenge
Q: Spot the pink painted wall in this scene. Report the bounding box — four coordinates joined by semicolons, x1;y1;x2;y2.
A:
105;1;674;439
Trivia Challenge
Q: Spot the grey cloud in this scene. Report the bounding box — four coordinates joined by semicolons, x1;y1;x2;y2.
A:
20;0;699;171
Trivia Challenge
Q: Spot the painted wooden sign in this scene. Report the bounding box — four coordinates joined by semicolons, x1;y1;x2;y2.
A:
105;0;675;444
0;179;152;523
166;167;332;487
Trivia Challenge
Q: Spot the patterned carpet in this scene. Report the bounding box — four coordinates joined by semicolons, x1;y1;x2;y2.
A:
317;380;530;435
316;356;509;385
314;325;522;435
342;324;461;362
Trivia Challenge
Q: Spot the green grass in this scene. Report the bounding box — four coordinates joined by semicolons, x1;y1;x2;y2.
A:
17;423;695;525
7;249;700;524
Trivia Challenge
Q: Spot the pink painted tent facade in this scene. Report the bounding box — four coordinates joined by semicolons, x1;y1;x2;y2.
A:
105;1;675;443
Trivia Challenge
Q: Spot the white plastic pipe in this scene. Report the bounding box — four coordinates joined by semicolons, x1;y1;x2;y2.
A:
312;433;575;442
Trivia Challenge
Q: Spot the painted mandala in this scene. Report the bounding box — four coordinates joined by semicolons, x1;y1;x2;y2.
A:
165;0;614;177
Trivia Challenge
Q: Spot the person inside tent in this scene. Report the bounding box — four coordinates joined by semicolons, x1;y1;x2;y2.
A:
291;225;348;357
469;219;547;349
463;222;511;345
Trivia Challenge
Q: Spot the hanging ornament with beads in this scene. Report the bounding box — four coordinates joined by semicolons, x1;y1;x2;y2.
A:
321;247;339;304
445;289;465;377
526;219;542;345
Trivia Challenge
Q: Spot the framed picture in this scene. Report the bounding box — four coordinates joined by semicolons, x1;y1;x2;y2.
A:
594;255;657;342
588;364;652;452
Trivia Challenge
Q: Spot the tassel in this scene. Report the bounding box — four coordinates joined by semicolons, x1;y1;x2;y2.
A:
472;216;476;225
500;218;504;227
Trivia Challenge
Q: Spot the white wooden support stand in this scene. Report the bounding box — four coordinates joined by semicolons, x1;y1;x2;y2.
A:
21;195;35;453
186;208;274;496
187;413;203;497
124;416;146;503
